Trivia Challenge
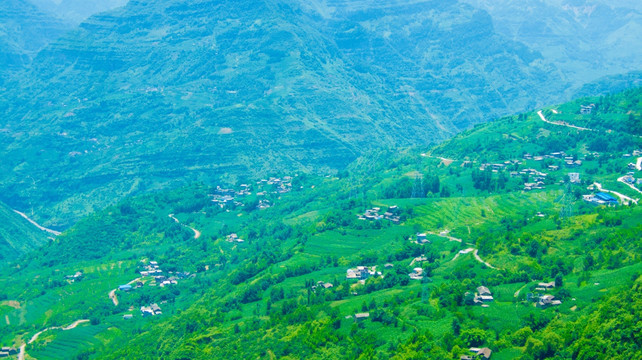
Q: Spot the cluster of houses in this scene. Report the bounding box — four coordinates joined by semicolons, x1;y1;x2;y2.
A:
346;266;380;281
256;176;294;194
357;205;401;223
138;260;192;287
139;260;163;277
210;185;246;208
0;347;18;358
582;192;619;206
479;160;521;172
461;347;492;360
64;271;83;282
140;303;162;317
226;233;245;243
516;168;549;191
527;281;562;309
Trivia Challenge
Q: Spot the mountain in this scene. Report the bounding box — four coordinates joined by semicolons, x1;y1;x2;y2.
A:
0;0;566;228
0;0;70;71
27;0;129;24
0;201;50;264
0;88;640;359
462;0;642;87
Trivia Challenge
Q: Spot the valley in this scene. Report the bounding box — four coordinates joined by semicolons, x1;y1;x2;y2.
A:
1;89;640;359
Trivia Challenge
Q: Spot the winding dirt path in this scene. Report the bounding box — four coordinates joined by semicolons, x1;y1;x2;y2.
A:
20;319;90;359
514;283;528;298
109;277;141;306
12;210;61;236
426;231;462;243
537;110;592;131
109;288;118;306
618;176;642;195
169;214;201;239
473;249;499;269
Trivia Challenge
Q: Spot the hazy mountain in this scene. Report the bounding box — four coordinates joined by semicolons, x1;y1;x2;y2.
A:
0;0;69;70
27;0;129;24
462;0;642;86
0;0;565;228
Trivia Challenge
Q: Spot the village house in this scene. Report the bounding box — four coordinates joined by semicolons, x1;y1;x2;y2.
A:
226;233;245;243
257;199;272;209
537;295;562;308
141;303;162;317
0;347;18;357
580;104;595;114
65;271;83;282
622;175;635;184
568;172;580;183
312;281;334;292
461;347;492;360
583;192;618;206
416;233;430;245
118;284;133;291
409;267;423;280
123;314;133;320
354;313;370;322
474;286;494;304
537;281;556;290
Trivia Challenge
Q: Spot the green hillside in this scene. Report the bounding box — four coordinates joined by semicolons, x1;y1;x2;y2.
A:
0;201;50;264
1;88;641;359
0;0;568;229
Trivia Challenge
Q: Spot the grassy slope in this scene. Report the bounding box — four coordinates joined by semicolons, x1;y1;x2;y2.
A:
0;201;50;264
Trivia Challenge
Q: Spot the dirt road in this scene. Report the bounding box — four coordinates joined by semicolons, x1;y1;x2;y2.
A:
537;110;592;131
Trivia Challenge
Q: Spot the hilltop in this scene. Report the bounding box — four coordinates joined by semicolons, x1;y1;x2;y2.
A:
1;88;641;359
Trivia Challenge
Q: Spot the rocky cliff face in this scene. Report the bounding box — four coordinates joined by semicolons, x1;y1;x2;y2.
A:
0;0;566;228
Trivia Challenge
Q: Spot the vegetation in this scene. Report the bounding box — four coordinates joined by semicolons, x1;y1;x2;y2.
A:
1;88;641;359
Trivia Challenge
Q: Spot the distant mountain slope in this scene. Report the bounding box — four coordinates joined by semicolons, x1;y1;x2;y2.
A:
27;0;129;24
0;0;69;71
462;0;642;87
0;0;565;228
0;201;50;264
